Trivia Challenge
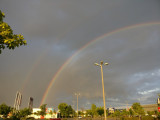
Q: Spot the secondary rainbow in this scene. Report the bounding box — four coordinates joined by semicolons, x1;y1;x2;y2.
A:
40;21;160;106
20;47;50;94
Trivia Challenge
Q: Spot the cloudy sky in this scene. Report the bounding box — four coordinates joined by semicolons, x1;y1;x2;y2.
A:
0;0;160;110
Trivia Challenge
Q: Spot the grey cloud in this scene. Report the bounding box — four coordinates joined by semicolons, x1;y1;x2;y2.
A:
0;0;160;109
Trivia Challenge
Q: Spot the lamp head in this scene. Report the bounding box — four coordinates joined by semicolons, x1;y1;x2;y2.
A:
75;93;80;95
100;61;103;65
104;63;109;65
94;63;100;66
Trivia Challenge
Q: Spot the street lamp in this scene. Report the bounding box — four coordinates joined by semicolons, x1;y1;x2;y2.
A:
95;61;108;120
75;93;80;119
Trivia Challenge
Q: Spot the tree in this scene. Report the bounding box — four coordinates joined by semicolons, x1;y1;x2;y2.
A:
112;110;121;117
35;104;47;118
19;108;32;119
0;10;27;54
66;105;74;117
58;103;74;118
121;109;129;116
91;104;98;117
39;104;47;117
96;107;104;117
132;102;145;120
128;108;135;117
10;108;32;120
58;103;68;118
10;110;20;120
0;103;12;119
85;109;92;117
132;102;145;116
78;111;83;117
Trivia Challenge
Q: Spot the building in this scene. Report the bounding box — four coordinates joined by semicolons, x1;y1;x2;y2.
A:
29;108;58;119
141;104;158;113
108;108;115;114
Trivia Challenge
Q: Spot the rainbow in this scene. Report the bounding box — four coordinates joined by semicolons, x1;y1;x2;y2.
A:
40;21;160;106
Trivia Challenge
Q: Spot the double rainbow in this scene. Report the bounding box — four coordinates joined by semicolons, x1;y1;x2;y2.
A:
38;22;160;105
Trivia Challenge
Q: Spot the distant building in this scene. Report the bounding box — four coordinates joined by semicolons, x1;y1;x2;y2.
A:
108;108;115;114
45;108;57;118
141;104;158;113
29;108;58;119
29;108;41;119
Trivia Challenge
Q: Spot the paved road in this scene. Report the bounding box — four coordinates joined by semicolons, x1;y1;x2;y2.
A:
39;118;120;120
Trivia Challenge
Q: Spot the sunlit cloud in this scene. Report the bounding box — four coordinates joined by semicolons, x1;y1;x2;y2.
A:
138;88;160;95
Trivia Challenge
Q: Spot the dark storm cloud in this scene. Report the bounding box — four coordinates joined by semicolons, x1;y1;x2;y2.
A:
45;25;160;107
0;0;160;108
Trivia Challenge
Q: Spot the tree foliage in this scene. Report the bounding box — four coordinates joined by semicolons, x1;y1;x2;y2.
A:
0;10;26;54
86;104;105;117
132;102;145;116
0;103;11;118
58;103;74;118
91;104;98;117
112;110;121;117
11;108;32;120
0;103;32;120
66;105;74;117
58;103;68;117
96;107;104;116
121;109;129;116
128;108;135;116
85;109;92;117
39;104;47;117
19;108;32;118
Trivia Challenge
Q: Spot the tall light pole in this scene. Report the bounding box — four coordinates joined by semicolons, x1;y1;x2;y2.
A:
75;93;80;119
95;61;108;120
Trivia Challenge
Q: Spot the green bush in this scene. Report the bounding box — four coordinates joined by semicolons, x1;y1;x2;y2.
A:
142;116;155;120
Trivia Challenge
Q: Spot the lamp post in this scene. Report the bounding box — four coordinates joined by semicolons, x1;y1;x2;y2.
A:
75;93;80;119
95;61;108;120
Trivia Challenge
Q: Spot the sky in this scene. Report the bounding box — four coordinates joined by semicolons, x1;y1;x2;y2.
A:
0;0;160;110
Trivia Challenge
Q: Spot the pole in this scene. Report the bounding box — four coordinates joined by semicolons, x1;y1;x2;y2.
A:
77;94;78;119
100;63;107;120
75;93;80;119
95;61;108;120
